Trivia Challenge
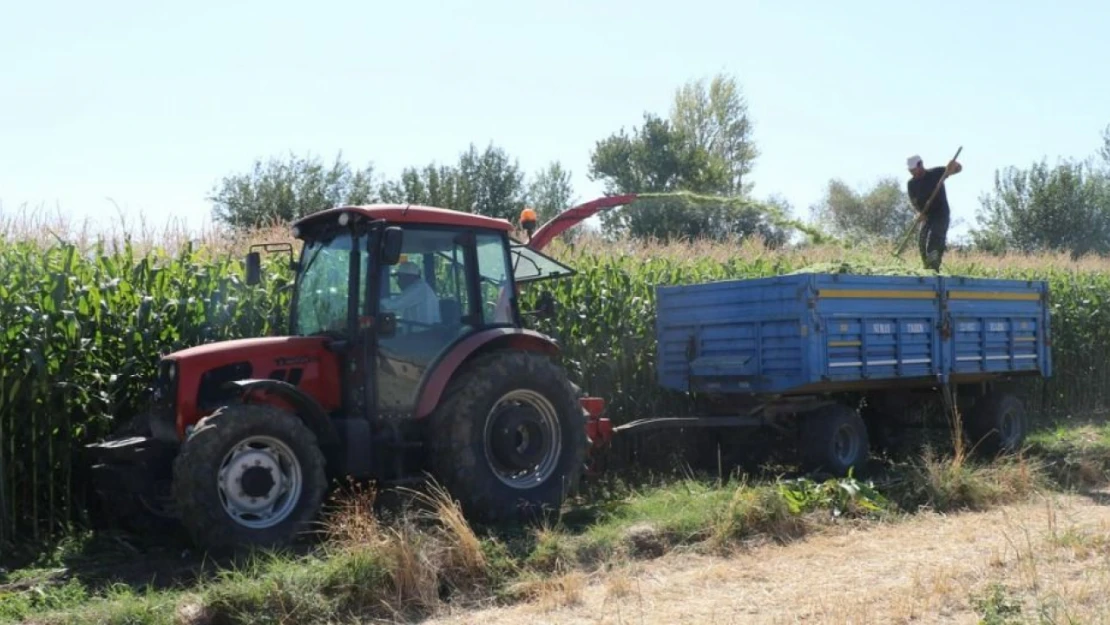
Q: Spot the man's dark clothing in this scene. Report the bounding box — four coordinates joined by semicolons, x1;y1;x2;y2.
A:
907;166;950;271
917;212;949;271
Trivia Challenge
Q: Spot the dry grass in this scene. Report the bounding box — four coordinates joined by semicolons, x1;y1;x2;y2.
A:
315;479;498;616
423;491;1110;625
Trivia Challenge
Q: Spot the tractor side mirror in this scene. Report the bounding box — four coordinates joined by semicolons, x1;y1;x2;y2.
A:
245;251;262;285
381;227;404;265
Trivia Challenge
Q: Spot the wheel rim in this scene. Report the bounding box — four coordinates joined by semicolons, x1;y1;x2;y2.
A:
832;424;860;465
483;389;563;489
216;435;303;529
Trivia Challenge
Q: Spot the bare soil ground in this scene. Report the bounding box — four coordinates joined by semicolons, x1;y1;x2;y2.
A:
425;490;1110;625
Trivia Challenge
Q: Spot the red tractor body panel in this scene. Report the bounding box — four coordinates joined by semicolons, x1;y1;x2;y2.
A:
412;328;560;419
167;336;341;438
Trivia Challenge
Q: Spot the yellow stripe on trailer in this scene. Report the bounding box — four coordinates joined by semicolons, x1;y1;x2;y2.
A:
828;340;862;347
947;290;1041;301
817;289;936;299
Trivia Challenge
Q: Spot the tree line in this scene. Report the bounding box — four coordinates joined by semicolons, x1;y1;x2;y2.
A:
209;72;1110;257
208;73;788;246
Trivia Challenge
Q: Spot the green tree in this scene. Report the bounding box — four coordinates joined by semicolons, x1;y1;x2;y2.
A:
378;143;528;221
378;164;467;209
589;112;783;243
810;177;916;244
525;161;582;241
526;161;576;221
971;157;1110;257
455;142;527;221
209;152;380;229
670;73;758;195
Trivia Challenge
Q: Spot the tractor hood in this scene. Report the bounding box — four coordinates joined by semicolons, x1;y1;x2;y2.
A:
163;335;344;435
166;336;330;362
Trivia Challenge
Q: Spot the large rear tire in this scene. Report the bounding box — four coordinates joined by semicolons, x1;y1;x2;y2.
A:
426;350;587;525
172;403;328;551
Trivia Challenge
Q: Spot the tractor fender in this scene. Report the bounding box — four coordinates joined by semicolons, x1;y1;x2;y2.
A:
222;379;339;447
412;328;560;419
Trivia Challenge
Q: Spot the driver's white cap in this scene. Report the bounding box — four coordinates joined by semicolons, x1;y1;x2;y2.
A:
906;154;922;170
394;261;420;276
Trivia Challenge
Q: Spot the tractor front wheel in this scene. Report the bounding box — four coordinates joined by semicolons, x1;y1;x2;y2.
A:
427;350;587;525
172;403;327;551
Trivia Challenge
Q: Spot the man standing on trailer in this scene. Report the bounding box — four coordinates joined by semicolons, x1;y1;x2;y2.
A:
906;154;962;271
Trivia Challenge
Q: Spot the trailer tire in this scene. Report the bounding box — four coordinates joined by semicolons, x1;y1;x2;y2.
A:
799;404;870;476
172;403;328;551
427;349;587;525
964;392;1026;457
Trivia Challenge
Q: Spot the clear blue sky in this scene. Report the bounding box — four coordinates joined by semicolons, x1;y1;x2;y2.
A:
3;0;1108;241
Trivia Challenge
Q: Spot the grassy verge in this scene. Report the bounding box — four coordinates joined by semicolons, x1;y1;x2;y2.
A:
1026;416;1110;489
0;440;1054;625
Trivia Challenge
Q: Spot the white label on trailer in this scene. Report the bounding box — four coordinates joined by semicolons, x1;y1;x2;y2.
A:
988;322;1006;332
958;322;978;332
872;323;893;334
905;323;925;333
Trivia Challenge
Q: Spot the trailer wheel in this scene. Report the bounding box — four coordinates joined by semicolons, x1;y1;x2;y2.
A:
427;349;586;525
172;403;328;551
799;404;870;475
964;392;1026;456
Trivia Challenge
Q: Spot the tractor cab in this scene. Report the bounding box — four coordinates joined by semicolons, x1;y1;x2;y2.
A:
243;205;577;420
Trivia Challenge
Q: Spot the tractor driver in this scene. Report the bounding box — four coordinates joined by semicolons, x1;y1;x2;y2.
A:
381;260;441;327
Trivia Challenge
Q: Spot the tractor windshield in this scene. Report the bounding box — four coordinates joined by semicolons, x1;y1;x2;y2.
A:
291;231;366;336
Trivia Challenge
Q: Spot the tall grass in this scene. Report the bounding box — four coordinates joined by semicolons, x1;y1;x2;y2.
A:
0;207;1109;547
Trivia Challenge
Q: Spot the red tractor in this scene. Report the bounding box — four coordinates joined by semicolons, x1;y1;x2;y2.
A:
85;196;632;550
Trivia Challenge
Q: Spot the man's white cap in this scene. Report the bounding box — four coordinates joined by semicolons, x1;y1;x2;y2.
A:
906;154;923;170
394;261;420;276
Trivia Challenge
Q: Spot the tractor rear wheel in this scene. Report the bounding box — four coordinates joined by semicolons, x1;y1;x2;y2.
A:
172;403;327;551
427;350;587;525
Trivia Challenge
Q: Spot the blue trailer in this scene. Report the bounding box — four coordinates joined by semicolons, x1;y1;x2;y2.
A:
633;272;1052;474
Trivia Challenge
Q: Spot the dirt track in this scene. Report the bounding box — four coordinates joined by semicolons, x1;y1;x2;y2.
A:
425;491;1110;624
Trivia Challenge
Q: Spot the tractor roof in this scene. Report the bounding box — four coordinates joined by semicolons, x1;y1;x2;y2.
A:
292;204;513;233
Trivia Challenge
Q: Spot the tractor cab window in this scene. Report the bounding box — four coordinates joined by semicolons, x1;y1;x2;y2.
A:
292;231;368;336
477;233;514;325
379;228;473;331
375;226;480;414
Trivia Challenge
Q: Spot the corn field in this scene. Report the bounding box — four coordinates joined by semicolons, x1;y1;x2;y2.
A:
0;238;292;548
2;228;1110;548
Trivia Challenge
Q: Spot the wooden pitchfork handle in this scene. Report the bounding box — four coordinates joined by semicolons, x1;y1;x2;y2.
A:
894;146;963;257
